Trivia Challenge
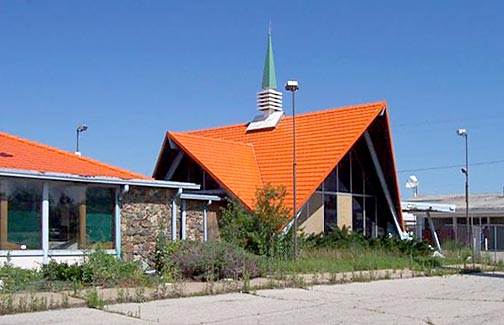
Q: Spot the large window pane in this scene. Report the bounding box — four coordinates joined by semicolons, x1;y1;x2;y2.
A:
337;155;351;193
323;167;337;192
0;180;43;250
49;184;115;250
352;196;364;233
49;184;83;250
324;195;337;233
86;187;114;248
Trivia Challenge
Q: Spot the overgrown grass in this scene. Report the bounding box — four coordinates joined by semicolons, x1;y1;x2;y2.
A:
269;247;440;275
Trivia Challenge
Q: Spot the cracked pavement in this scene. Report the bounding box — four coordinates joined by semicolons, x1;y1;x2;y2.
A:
1;273;503;324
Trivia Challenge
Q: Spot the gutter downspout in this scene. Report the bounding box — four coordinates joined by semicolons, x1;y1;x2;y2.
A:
172;188;182;241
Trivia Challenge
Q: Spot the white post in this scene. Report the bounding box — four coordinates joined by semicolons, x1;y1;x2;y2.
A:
114;188;121;259
42;182;49;264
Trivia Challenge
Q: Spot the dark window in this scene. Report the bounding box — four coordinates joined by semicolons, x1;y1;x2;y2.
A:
323;195;337;233
352;196;364;232
323;167;337;192
337;155;351;193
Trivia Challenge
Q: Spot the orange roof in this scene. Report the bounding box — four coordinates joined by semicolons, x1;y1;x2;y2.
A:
0;131;148;180
167;101;391;211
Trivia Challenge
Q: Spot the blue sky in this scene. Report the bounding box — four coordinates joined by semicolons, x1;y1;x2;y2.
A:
1;1;503;198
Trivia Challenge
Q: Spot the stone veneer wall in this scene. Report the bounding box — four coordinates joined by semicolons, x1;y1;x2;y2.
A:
120;186;213;262
121;186;174;262
184;201;205;241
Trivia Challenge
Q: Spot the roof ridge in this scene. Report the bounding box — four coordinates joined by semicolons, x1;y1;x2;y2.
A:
170;131;253;147
0;131;148;180
184;121;249;135
283;101;386;120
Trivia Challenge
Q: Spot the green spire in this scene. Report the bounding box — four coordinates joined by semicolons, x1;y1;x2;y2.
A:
261;28;277;89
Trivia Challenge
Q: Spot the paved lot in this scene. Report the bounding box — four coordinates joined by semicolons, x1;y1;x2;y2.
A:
1;273;504;324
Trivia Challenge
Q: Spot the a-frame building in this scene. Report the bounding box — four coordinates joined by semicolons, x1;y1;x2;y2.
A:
153;32;404;238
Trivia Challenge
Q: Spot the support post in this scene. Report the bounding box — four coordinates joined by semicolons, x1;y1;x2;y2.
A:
364;131;404;238
42;182;49;264
115;188;121;259
181;200;186;240
79;202;87;248
426;212;442;252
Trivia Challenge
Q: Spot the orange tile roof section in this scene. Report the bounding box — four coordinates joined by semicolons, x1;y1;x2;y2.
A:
168;101;389;211
0;131;148;180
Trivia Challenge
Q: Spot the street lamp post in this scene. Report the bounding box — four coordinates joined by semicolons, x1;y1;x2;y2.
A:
76;124;88;154
457;128;473;262
285;80;299;259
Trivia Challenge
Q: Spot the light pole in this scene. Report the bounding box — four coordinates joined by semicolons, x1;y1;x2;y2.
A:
456;128;473;260
76;124;88;154
285;80;299;258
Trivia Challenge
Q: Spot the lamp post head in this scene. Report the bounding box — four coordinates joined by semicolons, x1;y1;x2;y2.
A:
285;80;299;92
456;128;467;136
77;124;88;133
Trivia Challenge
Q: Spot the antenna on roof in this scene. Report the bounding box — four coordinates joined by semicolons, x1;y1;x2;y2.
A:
405;175;419;197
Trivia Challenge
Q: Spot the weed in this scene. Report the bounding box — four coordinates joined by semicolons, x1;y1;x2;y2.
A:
86;288;105;309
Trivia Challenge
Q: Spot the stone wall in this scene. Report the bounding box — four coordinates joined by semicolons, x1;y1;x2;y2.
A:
185;201;204;241
121;186;174;262
120;186;219;263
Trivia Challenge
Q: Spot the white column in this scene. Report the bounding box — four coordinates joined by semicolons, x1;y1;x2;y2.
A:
115;188;121;259
42;182;49;264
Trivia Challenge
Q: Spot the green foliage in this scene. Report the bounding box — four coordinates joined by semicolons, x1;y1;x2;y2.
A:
85;288;105;309
0;258;41;293
219;183;293;258
168;241;263;281
42;260;83;282
154;223;181;281
305;225;433;257
40;249;144;287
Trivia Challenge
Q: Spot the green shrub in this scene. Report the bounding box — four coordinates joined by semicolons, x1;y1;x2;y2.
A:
219;183;293;258
0;259;41;293
169;241;263;281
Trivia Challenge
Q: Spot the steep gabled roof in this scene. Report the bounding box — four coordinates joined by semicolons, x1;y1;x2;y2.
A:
168;132;263;209
0;131;148;180
161;101;390;212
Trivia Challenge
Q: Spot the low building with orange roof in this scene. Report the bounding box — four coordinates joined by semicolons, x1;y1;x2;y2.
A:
154;31;406;239
0;131;218;268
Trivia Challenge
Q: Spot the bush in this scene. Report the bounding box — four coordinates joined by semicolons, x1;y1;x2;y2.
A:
304;226;433;258
41;249;145;287
219;183;293;258
0;259;41;293
168;241;263;281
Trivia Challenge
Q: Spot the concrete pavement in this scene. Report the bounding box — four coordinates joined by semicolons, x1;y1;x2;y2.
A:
0;272;503;324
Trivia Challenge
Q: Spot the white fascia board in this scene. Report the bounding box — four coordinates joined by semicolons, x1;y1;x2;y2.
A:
401;201;456;213
180;193;221;201
0;168;200;190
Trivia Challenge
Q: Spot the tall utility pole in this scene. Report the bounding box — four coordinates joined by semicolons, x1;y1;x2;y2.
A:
285;80;299;258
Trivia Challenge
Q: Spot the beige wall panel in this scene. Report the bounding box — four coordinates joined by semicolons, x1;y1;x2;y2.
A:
300;194;324;234
337;195;352;230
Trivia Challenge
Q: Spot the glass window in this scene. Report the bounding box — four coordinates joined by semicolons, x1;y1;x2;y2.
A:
49;184;83;250
352;155;364;194
364;197;375;237
0;179;42;250
352;196;364;233
49;184;115;250
86;187;115;248
337;155;351;193
323;194;337;233
323;167;337;192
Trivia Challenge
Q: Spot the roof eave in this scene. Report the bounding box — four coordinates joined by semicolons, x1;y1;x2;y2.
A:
0;168;200;189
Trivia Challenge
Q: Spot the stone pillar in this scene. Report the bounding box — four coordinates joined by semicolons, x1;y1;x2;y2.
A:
79;202;87;248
